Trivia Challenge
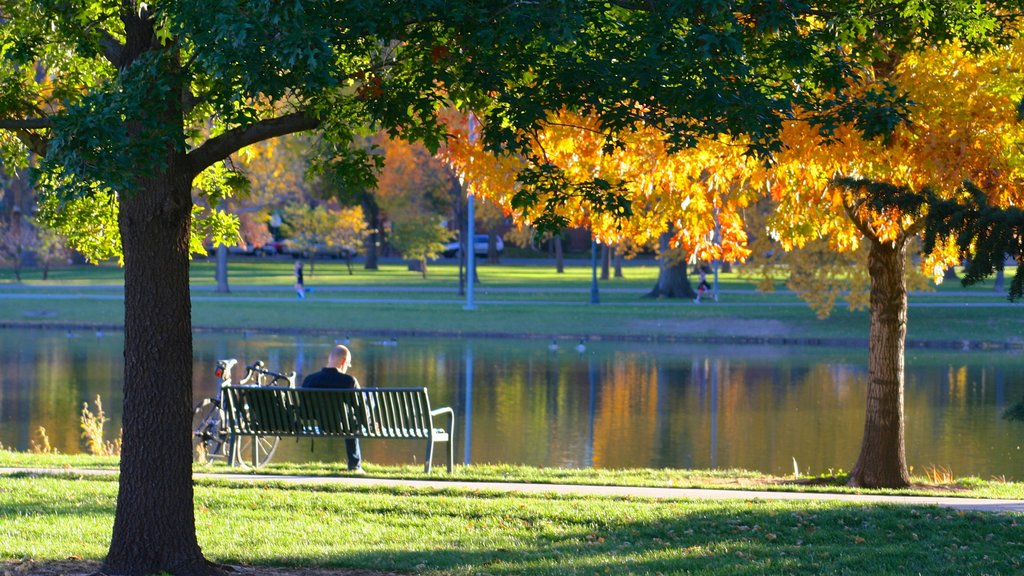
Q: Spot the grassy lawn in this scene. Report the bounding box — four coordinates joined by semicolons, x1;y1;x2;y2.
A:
1;468;1022;575
0;260;1020;347
3;452;1023;500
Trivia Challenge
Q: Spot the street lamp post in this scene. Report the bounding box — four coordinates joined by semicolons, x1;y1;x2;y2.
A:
464;113;478;311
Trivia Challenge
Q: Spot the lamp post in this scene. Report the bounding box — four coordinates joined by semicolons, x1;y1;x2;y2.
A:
464;113;478;311
590;235;600;304
712;206;721;302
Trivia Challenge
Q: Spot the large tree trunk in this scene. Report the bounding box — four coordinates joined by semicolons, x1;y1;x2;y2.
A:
645;233;696;299
105;163;211;574
600;244;610;280
848;236;911;489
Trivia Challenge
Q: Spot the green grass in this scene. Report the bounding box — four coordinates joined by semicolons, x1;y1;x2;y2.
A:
3;452;1023;500
1;260;1021;347
1;470;1022;575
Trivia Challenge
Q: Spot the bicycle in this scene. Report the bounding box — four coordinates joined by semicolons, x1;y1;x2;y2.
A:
191;358;296;467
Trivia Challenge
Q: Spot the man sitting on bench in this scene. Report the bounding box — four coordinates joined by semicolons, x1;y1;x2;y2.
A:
301;344;364;473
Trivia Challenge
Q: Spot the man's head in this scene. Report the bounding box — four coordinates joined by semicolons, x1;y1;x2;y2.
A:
328;345;352;372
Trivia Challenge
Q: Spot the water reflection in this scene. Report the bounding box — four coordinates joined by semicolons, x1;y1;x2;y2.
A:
1;328;1023;478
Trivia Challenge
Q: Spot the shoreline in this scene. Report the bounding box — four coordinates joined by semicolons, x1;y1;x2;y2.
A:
3;319;1022;351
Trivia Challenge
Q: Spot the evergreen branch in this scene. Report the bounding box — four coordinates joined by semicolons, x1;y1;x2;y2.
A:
924;180;1024;301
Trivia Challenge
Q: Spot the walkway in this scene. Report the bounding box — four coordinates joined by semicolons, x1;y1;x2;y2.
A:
4;467;1023;513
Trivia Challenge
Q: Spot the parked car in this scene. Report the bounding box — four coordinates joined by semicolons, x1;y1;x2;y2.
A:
442;234;503;258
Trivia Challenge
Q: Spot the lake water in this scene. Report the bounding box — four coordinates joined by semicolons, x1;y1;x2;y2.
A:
1;328;1023;478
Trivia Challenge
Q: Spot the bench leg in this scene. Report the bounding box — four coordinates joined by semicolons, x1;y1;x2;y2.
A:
424;440;434;474
446;436;453;473
227;435;239;467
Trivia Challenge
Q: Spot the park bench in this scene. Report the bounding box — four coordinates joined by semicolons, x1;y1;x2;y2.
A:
222;385;455;473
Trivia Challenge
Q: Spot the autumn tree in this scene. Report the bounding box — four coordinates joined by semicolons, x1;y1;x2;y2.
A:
759;32;1024;487
281;203;367;275
444;110;756;296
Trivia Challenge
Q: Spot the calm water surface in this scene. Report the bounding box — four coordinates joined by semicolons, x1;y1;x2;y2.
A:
1;328;1023;478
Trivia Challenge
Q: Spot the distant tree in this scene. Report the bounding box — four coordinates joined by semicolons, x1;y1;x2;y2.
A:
324;205;370;275
32;221;70;280
0;215;34;281
390;215;452;278
281;203;367;275
237;212;273;252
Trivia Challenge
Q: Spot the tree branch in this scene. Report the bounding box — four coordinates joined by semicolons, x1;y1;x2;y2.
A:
842;196;876;241
0;117;52;156
0;118;53;130
186;111;320;177
99;30;127;67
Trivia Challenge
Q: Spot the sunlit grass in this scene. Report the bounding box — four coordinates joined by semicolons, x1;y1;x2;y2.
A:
2;452;1022;500
0;470;1021;575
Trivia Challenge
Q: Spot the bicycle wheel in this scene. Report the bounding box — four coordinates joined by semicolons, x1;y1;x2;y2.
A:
192;399;229;464
232;434;279;468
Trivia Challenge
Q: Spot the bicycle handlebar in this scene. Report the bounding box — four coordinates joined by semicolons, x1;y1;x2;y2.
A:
240;360;296;387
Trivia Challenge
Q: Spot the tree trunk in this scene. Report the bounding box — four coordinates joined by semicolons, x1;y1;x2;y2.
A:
613;245;623;278
600;244;610;280
645;233;696;299
214;244;230;293
362;199;379;270
487;230;499;263
848;236;911;489
994;267;1005;292
554;236;564;274
105;164;211;575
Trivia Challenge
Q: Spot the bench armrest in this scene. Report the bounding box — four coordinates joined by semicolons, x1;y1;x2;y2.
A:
430;406;454;433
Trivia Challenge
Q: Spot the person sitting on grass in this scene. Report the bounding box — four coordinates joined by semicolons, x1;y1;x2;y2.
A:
301;344;363;473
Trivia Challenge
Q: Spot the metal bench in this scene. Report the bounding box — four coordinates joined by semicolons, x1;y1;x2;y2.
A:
222;385;455;473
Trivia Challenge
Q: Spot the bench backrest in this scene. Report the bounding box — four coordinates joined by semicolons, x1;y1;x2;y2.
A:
222;386;437;438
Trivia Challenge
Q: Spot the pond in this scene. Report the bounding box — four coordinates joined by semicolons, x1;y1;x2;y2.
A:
1;328;1023;478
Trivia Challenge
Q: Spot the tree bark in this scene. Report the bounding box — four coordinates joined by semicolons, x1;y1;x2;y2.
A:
613;244;623;278
848;236;911;488
600;244;610;280
554;236;564;274
214;245;230;293
487;230;499;263
104;159;212;575
645;233;696;299
362;198;379;270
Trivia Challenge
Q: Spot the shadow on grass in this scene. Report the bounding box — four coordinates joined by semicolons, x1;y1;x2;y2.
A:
203;485;1021;576
3;475;1020;576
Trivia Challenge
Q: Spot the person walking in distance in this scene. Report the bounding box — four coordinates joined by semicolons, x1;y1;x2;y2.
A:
301;344;363;472
294;259;305;299
694;268;711;303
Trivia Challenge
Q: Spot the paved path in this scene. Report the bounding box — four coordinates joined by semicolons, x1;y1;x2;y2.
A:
4;467;1023;513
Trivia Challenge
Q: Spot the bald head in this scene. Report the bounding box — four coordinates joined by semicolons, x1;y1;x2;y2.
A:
327;345;351;372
